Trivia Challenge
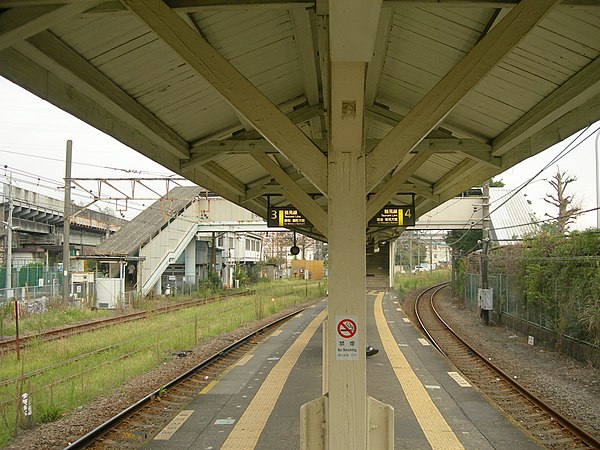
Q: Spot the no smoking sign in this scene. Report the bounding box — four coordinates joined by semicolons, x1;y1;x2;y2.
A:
336;316;359;360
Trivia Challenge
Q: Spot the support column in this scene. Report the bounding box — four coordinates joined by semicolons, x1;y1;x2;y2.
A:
389;240;396;289
327;61;368;449
302;4;391;449
63;140;72;306
184;239;196;288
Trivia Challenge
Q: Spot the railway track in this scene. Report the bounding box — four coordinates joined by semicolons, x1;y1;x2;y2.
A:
414;283;600;450
62;307;302;449
0;290;254;354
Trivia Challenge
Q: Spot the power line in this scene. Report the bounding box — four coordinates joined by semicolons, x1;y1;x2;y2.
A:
0;148;175;176
446;124;599;240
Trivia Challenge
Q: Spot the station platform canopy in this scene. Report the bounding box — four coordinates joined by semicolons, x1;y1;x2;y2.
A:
0;0;598;244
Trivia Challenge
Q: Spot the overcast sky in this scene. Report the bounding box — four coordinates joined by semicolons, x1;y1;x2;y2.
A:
1;77;598;229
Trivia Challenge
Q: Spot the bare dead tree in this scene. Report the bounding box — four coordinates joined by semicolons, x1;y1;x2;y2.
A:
543;168;581;234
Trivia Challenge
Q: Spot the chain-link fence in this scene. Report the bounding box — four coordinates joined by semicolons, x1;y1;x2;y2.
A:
460;269;599;366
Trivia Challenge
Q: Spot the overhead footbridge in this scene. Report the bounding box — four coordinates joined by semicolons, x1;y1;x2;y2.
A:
2;0;599;447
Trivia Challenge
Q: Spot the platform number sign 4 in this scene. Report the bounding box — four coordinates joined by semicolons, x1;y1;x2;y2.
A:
368;205;416;227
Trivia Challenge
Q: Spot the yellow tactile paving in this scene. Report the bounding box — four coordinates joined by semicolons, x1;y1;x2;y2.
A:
200;355;247;394
374;292;465;450
153;410;194;440
220;309;327;450
236;354;254;366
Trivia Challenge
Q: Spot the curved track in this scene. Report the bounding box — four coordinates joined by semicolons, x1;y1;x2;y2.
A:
0;291;254;354
414;284;600;450
63;307;303;449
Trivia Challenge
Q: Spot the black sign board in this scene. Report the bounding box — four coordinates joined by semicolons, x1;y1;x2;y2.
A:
268;207;311;228
369;205;415;227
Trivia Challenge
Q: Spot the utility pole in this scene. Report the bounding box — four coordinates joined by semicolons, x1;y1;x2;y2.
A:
429;232;433;271
5;171;13;293
63;141;72;306
481;180;490;324
595;130;600;228
451;250;456;297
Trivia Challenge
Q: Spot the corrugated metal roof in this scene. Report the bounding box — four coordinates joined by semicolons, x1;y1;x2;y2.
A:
489;188;539;244
93;186;203;256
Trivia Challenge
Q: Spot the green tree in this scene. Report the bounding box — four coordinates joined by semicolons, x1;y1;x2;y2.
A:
519;230;600;350
395;233;428;268
445;229;482;257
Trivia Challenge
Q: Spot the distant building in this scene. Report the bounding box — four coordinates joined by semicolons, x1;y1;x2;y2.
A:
93;187;266;295
291;259;324;280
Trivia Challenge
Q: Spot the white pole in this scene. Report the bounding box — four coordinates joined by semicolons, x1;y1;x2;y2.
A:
5;172;13;292
595;129;600;229
63;140;72;305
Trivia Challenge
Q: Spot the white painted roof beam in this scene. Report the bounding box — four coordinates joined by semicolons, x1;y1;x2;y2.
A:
366;0;561;193
13;32;191;160
121;0;328;196
0;2;102;51
253;153;328;236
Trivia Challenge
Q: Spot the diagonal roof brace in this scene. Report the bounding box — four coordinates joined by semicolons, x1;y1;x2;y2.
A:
122;0;328;196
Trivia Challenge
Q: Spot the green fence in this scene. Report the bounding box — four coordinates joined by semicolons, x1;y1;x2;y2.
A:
461;270;598;359
0;265;63;290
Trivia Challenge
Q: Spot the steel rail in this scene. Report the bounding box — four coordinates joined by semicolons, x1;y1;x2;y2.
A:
0;290;255;353
413;281;450;355
419;284;600;449
63;307;305;449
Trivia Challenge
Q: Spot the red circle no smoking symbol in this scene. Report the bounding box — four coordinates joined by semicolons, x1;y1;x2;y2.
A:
337;319;357;339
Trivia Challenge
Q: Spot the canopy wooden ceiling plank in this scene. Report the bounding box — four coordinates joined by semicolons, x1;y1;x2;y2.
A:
290;6;323;140
201;161;247;196
0;2;102;51
501;93;600;171
180;9;255;133
0;1;594;10
365;0;560;193
0;46;183;174
121;0;328;195
492;55;600;156
366;102;487;141
14;31;191;160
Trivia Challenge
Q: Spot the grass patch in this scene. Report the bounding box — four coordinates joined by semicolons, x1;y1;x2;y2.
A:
38;405;64;424
394;270;451;297
1;307;113;338
0;279;325;447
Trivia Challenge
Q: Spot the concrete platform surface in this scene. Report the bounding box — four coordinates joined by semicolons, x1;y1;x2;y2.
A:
146;292;542;449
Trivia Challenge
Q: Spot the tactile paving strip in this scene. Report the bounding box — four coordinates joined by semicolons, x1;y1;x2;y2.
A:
373;291;464;450
220;309;327;450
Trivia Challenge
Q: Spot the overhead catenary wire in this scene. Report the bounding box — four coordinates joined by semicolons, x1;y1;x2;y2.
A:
0;148;175;176
446;123;599;244
0;168;242;239
0;165;197;220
